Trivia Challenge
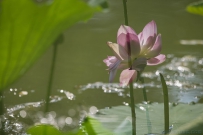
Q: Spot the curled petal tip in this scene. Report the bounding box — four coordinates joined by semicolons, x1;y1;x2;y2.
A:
150;20;156;25
118;25;137;36
147;54;166;65
107;42;128;60
107;41;112;45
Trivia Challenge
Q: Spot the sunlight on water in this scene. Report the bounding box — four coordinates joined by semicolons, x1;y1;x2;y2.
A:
1;89;78;134
1;55;203;134
180;40;203;45
78;55;203;103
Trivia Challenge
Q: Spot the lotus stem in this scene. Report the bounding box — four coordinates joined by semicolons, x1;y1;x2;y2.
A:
139;77;148;102
0;91;4;116
159;73;169;134
44;38;58;113
129;82;136;135
122;0;128;26
0;91;5;135
122;0;136;135
139;76;152;133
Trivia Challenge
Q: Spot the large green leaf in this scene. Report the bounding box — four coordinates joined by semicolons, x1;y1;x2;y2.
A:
27;121;113;135
78;117;113;135
27;124;78;135
0;0;101;91
87;103;203;135
186;0;203;16
27;124;63;135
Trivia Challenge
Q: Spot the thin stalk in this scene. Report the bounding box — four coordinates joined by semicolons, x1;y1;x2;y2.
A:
122;0;128;25
129;82;136;135
44;35;63;135
142;87;148;102
159;73;169;134
0;91;4;116
122;0;136;135
139;77;152;133
0;91;5;135
44;43;58;113
139;77;148;102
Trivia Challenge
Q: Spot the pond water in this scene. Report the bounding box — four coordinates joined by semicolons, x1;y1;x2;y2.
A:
2;0;203;134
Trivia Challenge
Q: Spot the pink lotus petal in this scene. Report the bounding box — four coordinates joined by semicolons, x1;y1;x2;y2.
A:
103;56;122;82
103;56;120;70
138;32;143;45
147;54;166;65
129;38;141;59
107;42;128;61
140;36;155;56
120;69;137;87
109;67;118;83
117;25;137;38
117;33;140;58
142;20;157;46
103;56;116;67
145;34;162;58
117;26;140;58
117;33;128;51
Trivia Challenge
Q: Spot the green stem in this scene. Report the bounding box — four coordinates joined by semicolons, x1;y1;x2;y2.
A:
129;82;136;135
122;0;136;135
159;73;169;134
142;86;148;102
0;91;5;135
0;91;4;115
44;42;58;113
122;0;128;25
139;77;152;133
139;77;148;102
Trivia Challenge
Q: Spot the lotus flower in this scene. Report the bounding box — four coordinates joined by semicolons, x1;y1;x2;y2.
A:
103;20;165;86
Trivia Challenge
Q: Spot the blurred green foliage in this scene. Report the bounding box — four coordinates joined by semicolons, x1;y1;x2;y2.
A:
187;0;203;16
27;124;63;135
27;117;113;135
0;0;102;91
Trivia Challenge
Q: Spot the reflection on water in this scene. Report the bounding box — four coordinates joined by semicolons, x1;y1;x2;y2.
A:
180;40;203;45
2;90;78;134
1;54;203;133
79;55;203;103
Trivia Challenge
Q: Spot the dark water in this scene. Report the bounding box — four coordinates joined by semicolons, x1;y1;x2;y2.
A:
2;0;203;134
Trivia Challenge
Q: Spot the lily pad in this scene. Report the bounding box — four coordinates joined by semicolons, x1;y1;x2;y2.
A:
78;117;113;135
186;0;203;16
0;0;101;91
86;103;203;135
27;124;63;135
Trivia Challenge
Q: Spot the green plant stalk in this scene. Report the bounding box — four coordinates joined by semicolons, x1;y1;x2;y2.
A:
0;91;5;135
44;43;58;113
139;76;151;133
122;0;128;25
142;87;148;101
159;73;169;134
0;91;4;115
129;82;136;135
122;0;136;135
139;77;148;102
